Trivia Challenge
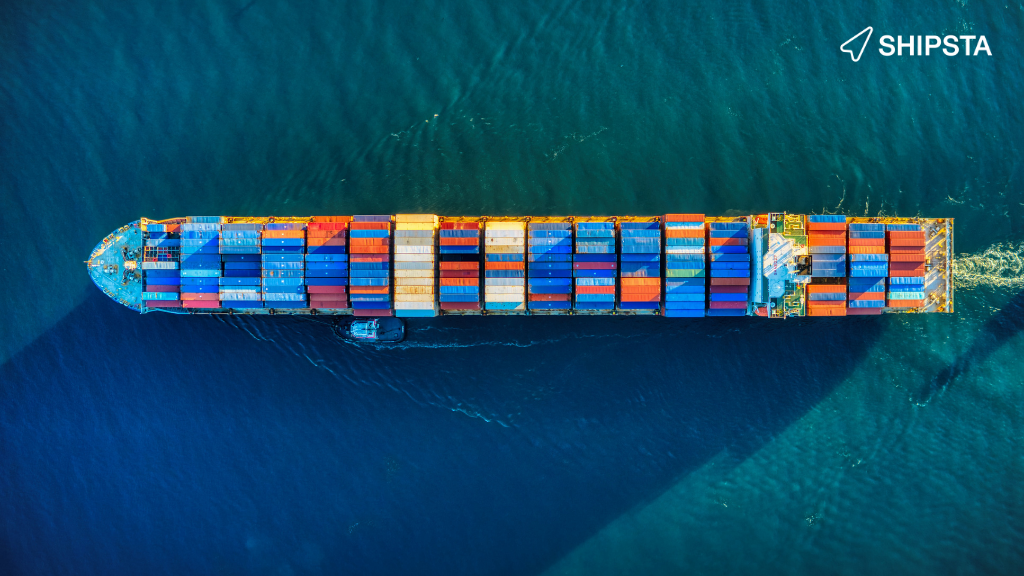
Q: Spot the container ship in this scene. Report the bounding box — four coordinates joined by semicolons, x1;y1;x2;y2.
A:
87;214;954;318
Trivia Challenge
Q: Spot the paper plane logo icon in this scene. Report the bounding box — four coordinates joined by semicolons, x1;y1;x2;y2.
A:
841;27;873;62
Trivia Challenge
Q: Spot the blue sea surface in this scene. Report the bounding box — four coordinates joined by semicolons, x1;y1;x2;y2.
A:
2;1;1023;575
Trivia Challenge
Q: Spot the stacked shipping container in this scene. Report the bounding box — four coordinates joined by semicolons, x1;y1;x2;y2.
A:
887;224;927;308
573;221;616;311
180;217;223;310
439;220;482;311
528;222;572;311
306;217;350;310
484;221;527;312
393;214;438;317
806;284;847;317
141;222;182;308
707;220;749;317
664;214;706;318
219;223;263;309
807;215;848;278
847;223;887;315
619;222;661;311
349;216;392;317
262;223;307;309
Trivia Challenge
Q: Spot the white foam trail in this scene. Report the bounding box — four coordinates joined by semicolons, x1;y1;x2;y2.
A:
954;241;1024;289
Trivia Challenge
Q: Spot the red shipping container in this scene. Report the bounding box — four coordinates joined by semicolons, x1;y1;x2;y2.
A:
143;285;179;292
440;270;478;278
889;253;925;262
353;309;393;316
440;278;479;286
890;262;926;271
306;286;347;293
183;300;220;308
620;295;660;303
849;246;886;254
709;301;746;309
846;307;882;315
144;300;182;308
440;261;479;270
308;293;348;301
848;292;884;301
710;278;750;286
888;231;926;240
310;302;347;309
440;238;478;246
663;213;705;222
709;285;746;293
806;222;848;231
709;238;748;246
350;238;389;246
310;217;351;225
349;246;388;253
621;278;660;286
808;237;846;246
888;239;925;248
485;262;524;270
529;294;570;302
350;222;390;230
887;299;924;307
440;222;480;229
808;229;847;237
576;286;615;294
890;269;926;277
807;307;847;316
666;229;705;238
573;262;616;270
440;302;481;310
183;293;219;301
349;286;389;294
807;284;846;293
350;255;390;263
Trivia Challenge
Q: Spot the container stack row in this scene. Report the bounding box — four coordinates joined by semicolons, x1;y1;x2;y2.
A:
141;222;182;308
619;222;661;311
349;216;392;317
573;221;615;310
807;215;848;278
887;224;926;308
664;214;706;318
306;217;349;310
846;223;887;315
528;222;572;311
394;214;437;317
806;284;847;317
180;217;223;310
219;223;263;310
439;221;482;311
262;223;307;309
707;220;749;317
485;222;527;311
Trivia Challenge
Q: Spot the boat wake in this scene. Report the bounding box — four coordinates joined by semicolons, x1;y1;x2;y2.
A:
953;241;1024;290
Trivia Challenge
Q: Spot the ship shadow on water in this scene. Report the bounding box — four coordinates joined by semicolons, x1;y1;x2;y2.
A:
2;293;884;576
915;289;1024;405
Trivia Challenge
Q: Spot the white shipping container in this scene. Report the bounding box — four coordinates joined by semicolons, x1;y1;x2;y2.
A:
394;294;434;303
394;300;435;309
484;286;523;294
393;253;435;262
485;222;526;231
395;214;436;223
395;286;433;295
485;246;524;253
396;277;434;286
142;261;179;269
485;278;525;286
485;229;526;238
394;270;434;278
485;238;525;245
395;245;434;254
394;261;434;270
395;237;433;245
484;294;525;302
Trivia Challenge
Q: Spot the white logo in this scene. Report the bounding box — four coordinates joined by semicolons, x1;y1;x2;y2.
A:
842;27;992;60
840;26;873;62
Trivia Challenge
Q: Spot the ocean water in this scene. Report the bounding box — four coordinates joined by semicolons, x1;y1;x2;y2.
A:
1;0;1023;574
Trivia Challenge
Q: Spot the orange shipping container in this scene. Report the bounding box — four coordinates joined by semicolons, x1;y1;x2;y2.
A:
666;229;705;238
349;286;389;294
621;278;660;286
439;238;478;246
849;246;886;254
663;213;705;222
888;299;924;307
807;307;847;316
807;284;846;293
440;262;479;270
808;237;846;246
849;238;885;246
